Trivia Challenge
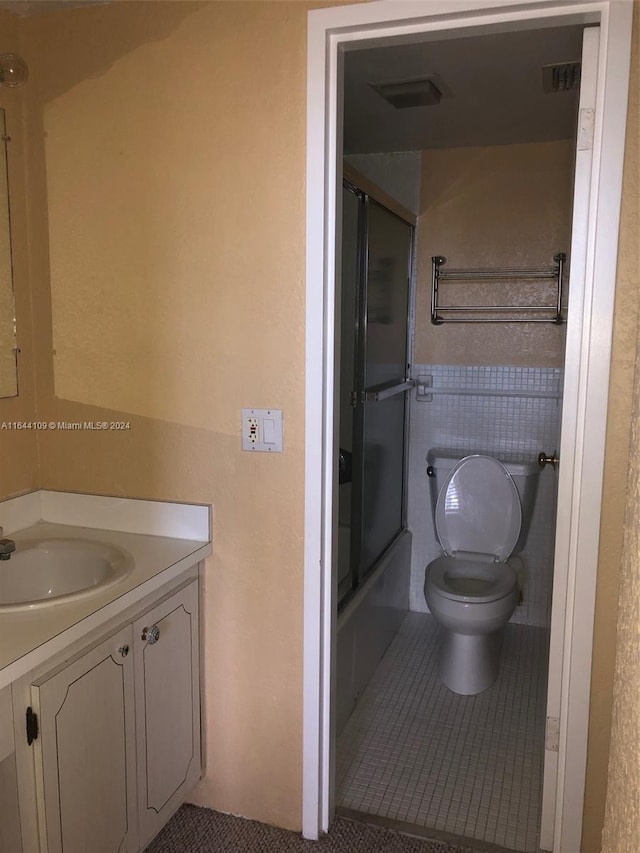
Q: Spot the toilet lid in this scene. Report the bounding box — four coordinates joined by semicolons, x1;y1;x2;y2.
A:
435;455;521;562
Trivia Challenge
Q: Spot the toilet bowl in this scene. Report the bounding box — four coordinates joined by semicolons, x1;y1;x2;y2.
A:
424;454;522;695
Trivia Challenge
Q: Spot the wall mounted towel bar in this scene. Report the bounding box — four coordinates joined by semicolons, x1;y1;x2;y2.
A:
431;252;566;325
414;373;563;402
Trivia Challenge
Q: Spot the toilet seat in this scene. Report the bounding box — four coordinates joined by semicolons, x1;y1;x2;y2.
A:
427;555;517;604
435;455;521;562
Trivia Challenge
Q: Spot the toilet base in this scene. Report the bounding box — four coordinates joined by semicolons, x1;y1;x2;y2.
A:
439;628;505;695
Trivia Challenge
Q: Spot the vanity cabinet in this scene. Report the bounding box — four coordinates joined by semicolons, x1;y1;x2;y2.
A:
133;582;201;849
33;625;138;853
0;686;22;853
23;578;200;853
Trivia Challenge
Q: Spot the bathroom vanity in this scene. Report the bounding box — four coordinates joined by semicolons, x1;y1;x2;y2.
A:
0;491;212;853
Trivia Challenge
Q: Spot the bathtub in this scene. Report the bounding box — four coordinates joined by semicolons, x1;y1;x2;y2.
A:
336;529;411;734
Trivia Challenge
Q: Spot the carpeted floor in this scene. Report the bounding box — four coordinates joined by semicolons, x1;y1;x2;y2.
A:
144;805;482;853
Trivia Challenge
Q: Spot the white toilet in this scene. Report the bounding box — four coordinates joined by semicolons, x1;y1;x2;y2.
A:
424;452;539;695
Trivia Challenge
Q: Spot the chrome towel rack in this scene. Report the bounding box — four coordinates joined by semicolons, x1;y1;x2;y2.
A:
431;252;566;325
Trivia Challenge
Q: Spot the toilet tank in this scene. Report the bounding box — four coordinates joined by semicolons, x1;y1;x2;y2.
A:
426;448;540;553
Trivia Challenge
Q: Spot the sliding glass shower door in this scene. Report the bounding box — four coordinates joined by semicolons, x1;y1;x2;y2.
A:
338;182;414;608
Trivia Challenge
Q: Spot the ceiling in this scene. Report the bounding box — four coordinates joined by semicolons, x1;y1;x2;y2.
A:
343;25;584;153
0;4;582;152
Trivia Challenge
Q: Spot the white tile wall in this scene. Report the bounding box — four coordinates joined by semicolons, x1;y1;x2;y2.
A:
408;365;562;627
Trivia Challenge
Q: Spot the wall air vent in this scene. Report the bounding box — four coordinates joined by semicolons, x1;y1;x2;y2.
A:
542;61;581;93
370;77;444;109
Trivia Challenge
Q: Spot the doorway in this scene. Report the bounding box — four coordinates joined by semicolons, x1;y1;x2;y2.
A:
303;2;633;851
334;23;578;852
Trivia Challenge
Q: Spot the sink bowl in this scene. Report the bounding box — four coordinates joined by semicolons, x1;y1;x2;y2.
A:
0;538;134;612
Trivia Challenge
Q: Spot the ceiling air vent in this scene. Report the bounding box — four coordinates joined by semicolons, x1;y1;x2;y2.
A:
542;61;581;93
370;76;444;109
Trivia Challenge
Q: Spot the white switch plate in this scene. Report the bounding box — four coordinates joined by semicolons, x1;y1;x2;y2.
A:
241;408;283;452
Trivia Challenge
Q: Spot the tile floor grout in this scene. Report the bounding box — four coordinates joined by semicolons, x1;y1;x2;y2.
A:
336;612;549;852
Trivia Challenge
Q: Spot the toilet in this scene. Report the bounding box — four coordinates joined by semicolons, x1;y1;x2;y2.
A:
424;452;538;695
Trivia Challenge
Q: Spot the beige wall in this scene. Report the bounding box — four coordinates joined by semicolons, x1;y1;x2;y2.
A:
20;0;310;829
0;9;38;498
414;141;573;367
594;7;640;851
0;0;635;841
601;347;640;851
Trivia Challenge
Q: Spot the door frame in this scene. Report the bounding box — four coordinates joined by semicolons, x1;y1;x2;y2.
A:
303;1;633;850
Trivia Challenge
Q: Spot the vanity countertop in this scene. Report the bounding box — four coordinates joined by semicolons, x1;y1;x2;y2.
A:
0;519;211;690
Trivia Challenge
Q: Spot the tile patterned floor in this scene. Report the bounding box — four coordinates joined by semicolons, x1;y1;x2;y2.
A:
336;613;549;852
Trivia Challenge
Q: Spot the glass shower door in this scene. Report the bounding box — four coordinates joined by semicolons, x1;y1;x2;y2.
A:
338;186;413;607
360;201;412;576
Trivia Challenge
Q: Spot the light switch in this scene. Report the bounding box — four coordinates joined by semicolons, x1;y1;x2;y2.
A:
263;418;276;445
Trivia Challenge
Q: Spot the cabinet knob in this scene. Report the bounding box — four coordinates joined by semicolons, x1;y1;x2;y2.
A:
141;625;160;644
118;645;129;657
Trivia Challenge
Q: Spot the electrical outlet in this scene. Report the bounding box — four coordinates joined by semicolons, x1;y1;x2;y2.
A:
247;417;259;445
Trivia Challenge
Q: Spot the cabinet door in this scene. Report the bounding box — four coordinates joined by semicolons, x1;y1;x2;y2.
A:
134;581;200;848
0;686;22;853
32;625;138;853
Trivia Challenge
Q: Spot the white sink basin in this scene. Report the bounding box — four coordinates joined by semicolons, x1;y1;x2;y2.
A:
0;538;134;612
